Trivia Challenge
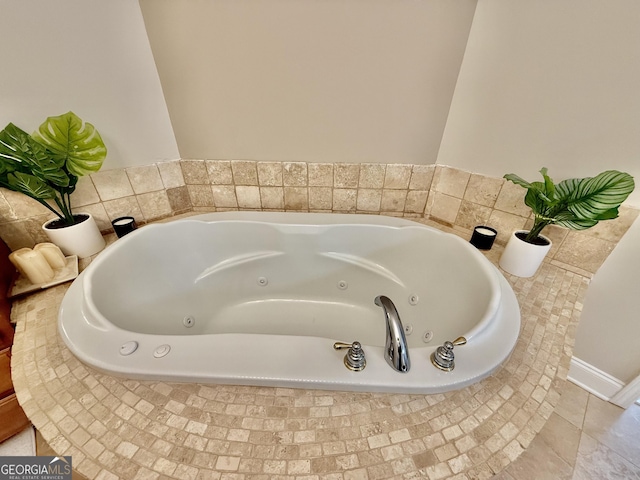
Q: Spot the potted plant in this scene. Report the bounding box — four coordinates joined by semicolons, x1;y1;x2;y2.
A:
499;167;634;277
0;111;107;257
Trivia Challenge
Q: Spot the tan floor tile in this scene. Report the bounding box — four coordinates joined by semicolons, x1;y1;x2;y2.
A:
555;381;590;429
36;430;90;480
504;434;573;480
537;413;581;467
582;395;640;467
572;433;640;479
491;469;516;479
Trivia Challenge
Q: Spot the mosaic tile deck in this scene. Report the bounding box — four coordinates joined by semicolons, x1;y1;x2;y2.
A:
10;221;589;480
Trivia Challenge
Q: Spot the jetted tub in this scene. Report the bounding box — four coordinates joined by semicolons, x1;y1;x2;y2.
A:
59;212;520;394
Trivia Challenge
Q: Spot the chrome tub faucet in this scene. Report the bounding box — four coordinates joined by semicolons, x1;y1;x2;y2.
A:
374;295;411;373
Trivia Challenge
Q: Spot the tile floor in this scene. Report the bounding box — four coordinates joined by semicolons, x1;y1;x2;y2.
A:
22;381;640;479
496;382;640;480
0;426;35;456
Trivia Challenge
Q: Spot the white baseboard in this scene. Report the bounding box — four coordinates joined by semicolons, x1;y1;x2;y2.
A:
567;357;625;401
610;373;640;409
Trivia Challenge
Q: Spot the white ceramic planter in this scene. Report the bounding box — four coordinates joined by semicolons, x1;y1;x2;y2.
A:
499;230;552;278
43;213;106;258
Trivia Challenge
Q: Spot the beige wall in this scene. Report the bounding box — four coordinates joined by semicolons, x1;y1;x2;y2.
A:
440;0;640;385
0;0;179;170
139;0;477;164
575;218;640;383
439;0;640;206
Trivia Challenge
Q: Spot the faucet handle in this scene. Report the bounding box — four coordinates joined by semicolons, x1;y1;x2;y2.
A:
431;336;467;371
333;341;366;371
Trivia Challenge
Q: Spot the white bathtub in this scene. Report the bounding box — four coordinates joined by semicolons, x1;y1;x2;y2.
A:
59;212;520;394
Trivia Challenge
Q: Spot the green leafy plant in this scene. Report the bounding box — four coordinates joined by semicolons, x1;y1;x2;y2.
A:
504;168;635;244
0;111;106;227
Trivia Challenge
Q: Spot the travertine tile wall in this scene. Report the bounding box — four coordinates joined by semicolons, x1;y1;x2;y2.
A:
425;166;639;276
0;160;637;275
0;160;190;252
181;160;432;216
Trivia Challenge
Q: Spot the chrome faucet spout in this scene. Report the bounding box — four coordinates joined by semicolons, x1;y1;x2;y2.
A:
374;295;410;373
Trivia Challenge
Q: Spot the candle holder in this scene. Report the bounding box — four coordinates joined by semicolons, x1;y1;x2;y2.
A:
112;216;137;238
470;226;497;250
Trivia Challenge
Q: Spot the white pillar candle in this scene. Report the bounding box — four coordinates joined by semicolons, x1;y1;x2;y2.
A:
34;243;67;269
11;249;55;284
8;248;31;277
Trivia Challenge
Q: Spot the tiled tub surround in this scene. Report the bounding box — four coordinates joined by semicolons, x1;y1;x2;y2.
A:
0;160;637;276
11;220;587;480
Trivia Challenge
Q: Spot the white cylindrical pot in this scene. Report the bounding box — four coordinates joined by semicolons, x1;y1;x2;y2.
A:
43;213;106;258
499;230;552;278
